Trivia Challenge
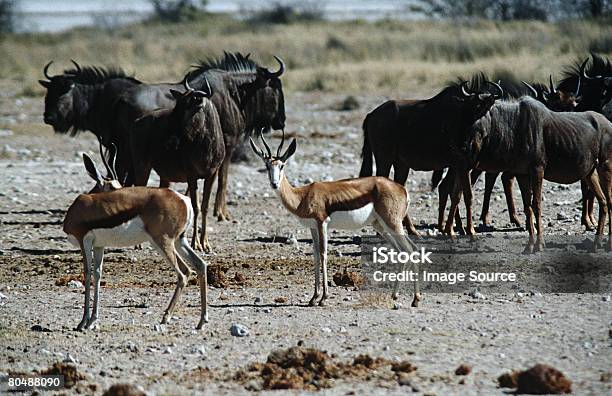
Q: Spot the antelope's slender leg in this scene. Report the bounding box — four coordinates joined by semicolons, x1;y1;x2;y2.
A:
151;237;187;325
200;175;216;253
308;227;322;306
76;237;94;331
214;155;232;221
480;172;497;226
85;246;104;329
318;222;329;306
394;164;419;236
517;175;535;253
175;237;209;328
188;180;203;251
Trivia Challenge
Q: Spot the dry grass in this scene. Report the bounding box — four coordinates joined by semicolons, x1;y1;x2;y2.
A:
1;14;611;97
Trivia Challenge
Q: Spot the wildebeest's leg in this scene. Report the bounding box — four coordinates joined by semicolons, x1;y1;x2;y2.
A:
502;173;521;227
444;169;465;238
580;180;595;231
213;154;232;221
375;157;392;178
530;167;545;252
600;162;612;251
480;172;497;226
459;169;476;239
200;175;217;254
188;180;203;251
516;175;535;253
585;169;608;250
438;169;465;233
394;164;418;236
308;227;322;306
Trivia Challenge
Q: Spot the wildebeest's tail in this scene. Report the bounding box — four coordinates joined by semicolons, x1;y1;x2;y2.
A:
359;115;373;177
431;169;445;191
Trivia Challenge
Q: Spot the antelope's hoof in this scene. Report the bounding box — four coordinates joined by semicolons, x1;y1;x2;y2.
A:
411;298;420;308
522;244;534;254
318;298;327;307
308;296;319;307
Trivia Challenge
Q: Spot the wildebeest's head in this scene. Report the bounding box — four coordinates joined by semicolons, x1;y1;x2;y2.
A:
243;56;286;131
559;53;612;112
170;76;213;115
452;79;502;123
523;72;581;112
39;61;80;133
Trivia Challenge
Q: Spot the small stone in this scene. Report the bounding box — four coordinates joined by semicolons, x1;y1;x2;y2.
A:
393;302;402;310
340;326;347;333
602;295;610;302
63;353;77;363
67;280;83;289
321;327;332;333
254;297;262;303
468;289;486;300
163;347;172;354
191;345;206;355
230;324;249;337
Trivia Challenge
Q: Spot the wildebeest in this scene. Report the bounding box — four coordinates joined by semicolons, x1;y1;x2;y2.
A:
39;61;142;181
131;78;225;252
117;51;286;222
444;70;584;229
444;96;612;252
359;74;502;235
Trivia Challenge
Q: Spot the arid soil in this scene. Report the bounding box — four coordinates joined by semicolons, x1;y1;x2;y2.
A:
0;82;611;395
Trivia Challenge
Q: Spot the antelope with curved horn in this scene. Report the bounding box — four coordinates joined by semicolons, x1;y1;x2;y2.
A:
251;131;421;307
64;146;210;330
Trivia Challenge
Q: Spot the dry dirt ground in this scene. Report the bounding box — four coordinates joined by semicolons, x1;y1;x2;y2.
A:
0;81;611;395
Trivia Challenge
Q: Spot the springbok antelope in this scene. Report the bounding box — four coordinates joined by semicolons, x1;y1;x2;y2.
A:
250;132;421;307
63;146;209;330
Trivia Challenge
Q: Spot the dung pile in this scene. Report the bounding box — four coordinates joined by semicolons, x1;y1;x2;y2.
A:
499;364;572;394
234;346;416;390
332;269;365;287
40;362;85;388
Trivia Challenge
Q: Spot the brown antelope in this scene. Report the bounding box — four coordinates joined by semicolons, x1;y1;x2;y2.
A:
63;145;209;330
250;132;421;307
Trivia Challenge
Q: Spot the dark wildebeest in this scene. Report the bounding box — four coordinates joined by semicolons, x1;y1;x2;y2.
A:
39;61;142;180
117;52;286;222
359;74;502;235
440;70;584;230
131;78;225;252
559;53;612;229
444;96;612;252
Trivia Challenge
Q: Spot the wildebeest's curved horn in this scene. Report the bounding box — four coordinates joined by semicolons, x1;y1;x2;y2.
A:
549;75;557;94
260;130;272;158
202;77;213;97
70;59;82;74
487;80;503;99
276;129;285;158
460;81;474;97
43;61;53;79
267;56;285;78
184;76;192;91
522;81;538;98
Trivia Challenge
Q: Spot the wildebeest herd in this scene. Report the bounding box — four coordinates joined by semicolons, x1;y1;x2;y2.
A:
38;52;612;329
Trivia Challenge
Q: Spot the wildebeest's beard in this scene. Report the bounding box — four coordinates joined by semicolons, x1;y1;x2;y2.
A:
243;73;286;131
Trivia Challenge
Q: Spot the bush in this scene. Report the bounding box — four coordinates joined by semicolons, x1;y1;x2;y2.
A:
336;95;360;111
0;0;16;33
148;0;208;23
246;1;324;25
589;35;612;53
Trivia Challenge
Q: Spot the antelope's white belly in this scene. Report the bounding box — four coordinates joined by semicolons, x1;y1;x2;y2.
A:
88;216;150;248
328;203;375;229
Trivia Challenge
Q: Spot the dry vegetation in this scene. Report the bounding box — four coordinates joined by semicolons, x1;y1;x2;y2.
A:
1;14;611;97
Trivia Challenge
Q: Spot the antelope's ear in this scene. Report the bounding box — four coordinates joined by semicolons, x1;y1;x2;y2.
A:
281;138;297;162
82;153;103;183
38;80;50;88
169;89;183;101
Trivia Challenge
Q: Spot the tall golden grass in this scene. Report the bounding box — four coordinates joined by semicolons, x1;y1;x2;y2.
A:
1;14;610;97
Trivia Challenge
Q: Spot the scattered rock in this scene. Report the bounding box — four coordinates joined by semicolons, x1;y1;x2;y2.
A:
393;302;402;310
234;272;246;285
31;324;52;332
557;212;569;221
455;364;471;376
499;364;572;394
391;361;417;374
55;274;83;286
332;269;364;287
67;280;84;289
39;362;85;388
254;297;263;303
63;353;77;364
231;324;250;337
207;265;227;288
274;296;288;304
102;384;147;396
467;289;486;300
